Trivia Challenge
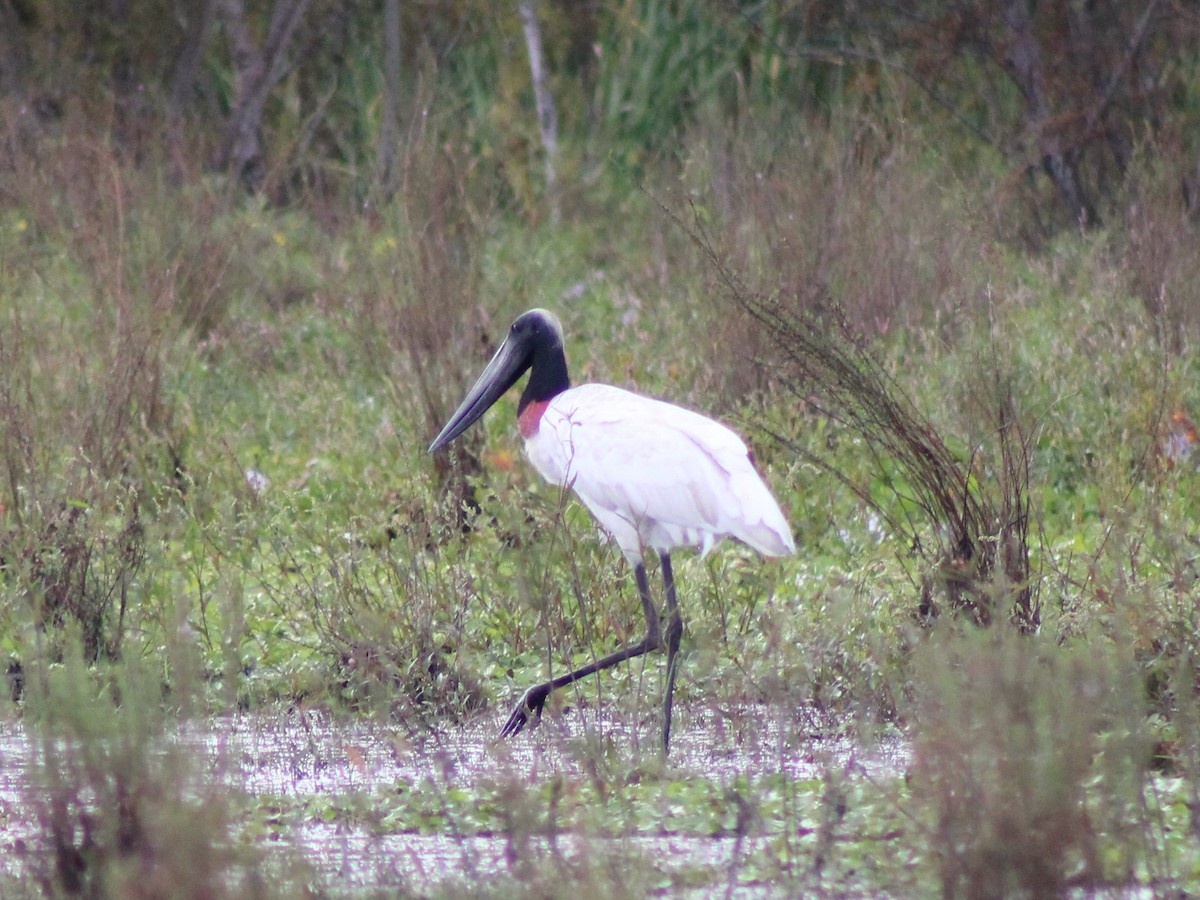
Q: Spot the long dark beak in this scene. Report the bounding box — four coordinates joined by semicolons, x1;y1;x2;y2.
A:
428;333;531;453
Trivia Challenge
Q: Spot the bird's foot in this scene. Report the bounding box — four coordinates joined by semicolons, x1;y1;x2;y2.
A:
499;683;552;739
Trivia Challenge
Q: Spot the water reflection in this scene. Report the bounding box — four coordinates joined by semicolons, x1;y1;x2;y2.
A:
0;705;907;895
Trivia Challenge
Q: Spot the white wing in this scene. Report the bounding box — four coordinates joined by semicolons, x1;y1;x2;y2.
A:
523;384;795;563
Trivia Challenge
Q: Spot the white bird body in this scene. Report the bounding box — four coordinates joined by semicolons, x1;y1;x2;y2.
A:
522;383;795;564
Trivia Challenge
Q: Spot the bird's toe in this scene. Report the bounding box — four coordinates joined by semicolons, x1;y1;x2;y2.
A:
498;684;550;740
500;705;528;739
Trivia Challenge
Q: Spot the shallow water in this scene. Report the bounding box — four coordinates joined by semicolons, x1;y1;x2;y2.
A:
0;703;907;895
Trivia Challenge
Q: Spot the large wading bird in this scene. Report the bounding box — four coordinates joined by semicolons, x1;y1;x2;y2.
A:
429;309;795;753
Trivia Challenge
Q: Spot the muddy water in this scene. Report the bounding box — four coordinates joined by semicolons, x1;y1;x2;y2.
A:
0;704;907;895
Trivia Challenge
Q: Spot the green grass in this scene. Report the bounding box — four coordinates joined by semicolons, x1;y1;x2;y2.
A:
3;88;1200;895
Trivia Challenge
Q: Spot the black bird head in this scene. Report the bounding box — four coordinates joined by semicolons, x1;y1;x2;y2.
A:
429;309;569;452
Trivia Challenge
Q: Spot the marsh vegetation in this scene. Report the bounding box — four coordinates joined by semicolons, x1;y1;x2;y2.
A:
2;2;1200;895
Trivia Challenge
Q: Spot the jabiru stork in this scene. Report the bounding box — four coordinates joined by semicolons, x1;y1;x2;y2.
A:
429;309;794;753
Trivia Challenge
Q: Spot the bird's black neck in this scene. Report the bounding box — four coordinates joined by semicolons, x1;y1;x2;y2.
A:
518;342;570;413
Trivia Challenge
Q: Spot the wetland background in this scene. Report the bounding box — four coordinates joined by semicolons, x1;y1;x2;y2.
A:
1;2;1200;895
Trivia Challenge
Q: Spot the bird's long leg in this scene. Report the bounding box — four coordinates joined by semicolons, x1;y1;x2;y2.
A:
499;561;662;740
660;552;683;754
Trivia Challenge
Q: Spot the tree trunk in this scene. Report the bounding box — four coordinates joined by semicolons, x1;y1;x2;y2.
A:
518;0;559;221
376;0;402;198
213;0;312;193
170;0;220;111
0;1;29;96
1002;0;1098;228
